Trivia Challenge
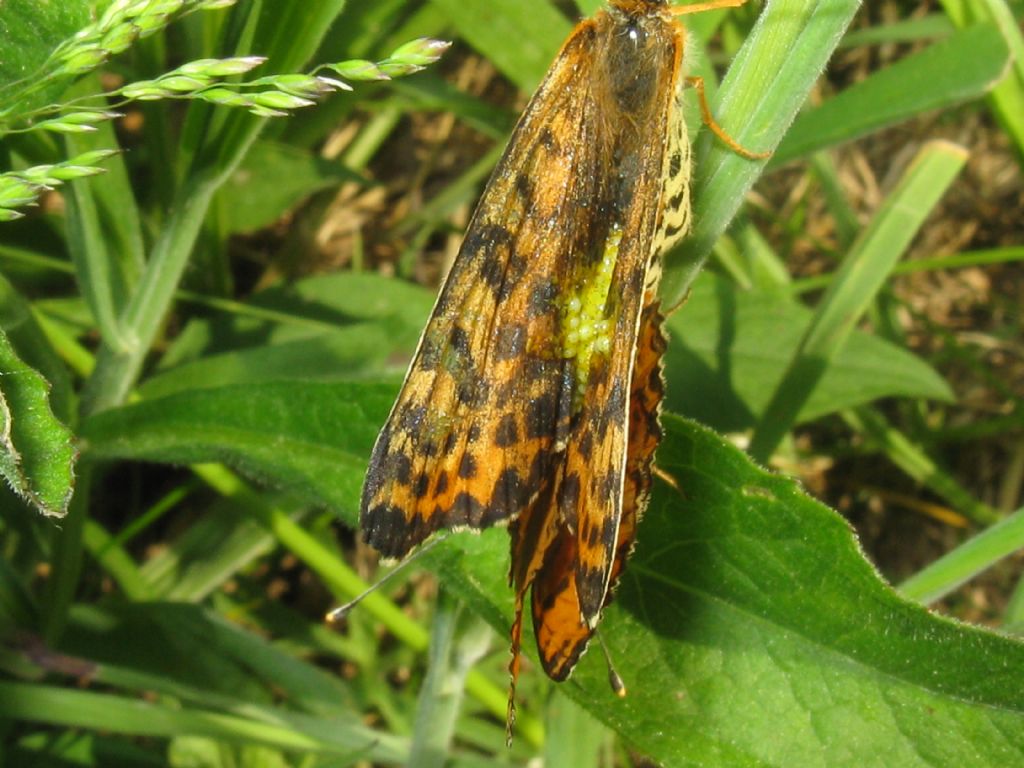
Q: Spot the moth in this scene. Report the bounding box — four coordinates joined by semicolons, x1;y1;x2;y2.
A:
357;0;765;737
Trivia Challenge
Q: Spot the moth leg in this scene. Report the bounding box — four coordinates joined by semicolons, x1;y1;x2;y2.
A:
684;75;771;160
506;589;526;747
663;287;692;318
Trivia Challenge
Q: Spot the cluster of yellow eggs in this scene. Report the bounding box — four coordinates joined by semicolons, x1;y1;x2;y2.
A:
559;225;621;409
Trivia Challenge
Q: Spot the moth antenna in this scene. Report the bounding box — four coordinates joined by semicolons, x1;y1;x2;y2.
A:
670;0;746;16
325;534;448;623
654;465;682;493
595;629;627;697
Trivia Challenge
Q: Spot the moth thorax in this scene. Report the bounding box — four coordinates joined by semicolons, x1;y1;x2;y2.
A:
559;225;622;410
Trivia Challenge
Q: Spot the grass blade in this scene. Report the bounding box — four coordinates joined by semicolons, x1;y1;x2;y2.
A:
900;506;1024;604
842;407;1000;526
408;591;493;767
774;22;1011;164
662;0;862;306
748;140;968;463
939;0;1024;161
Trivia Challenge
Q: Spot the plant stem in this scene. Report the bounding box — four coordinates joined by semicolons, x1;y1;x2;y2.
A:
408;590;492;768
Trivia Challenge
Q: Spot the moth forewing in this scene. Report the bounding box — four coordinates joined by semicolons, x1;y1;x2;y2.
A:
359;29;602;560
567;4;687;628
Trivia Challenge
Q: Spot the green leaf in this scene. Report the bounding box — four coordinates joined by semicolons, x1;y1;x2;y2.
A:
0;328;76;518
664;273;954;431
139;326;403;400
1;604;407;761
165;272;433;364
141;272;433;398
316;0;410;64
842;407;999;526
0;271;75;423
63;603;356;716
434;418;1024;765
221;140;367;234
775;23;1012;164
0;538;38;627
0;0;91;116
542;692;609;768
168;740;288;768
428;0;572;90
80;381;394;520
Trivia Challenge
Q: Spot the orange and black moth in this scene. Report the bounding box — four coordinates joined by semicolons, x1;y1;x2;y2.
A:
358;0;762;735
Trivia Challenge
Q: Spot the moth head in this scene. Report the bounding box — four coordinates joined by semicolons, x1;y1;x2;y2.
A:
609;0;672;18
